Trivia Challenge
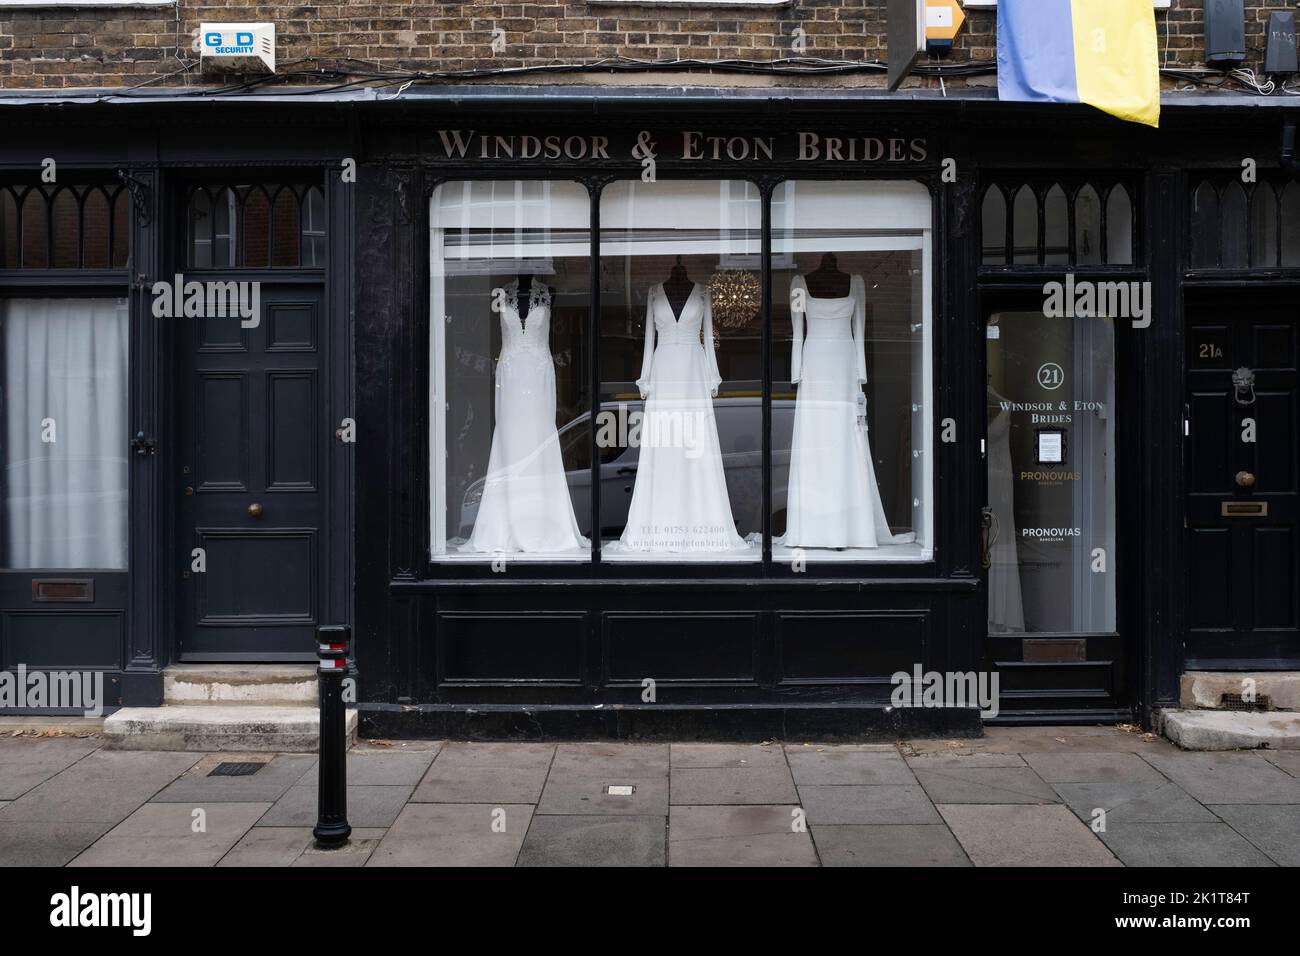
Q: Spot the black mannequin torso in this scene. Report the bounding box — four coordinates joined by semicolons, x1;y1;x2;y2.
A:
804;253;851;299
663;257;695;318
513;274;555;332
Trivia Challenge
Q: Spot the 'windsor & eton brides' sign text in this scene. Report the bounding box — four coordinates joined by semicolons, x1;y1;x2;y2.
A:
427;129;930;166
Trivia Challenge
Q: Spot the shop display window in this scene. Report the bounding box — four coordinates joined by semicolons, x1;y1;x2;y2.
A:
429;178;935;566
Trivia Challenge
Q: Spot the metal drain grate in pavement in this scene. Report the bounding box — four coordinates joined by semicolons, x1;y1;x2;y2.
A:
1220;693;1271;712
208;761;265;777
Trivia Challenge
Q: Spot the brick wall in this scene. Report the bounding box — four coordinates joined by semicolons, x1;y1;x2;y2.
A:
0;1;1290;90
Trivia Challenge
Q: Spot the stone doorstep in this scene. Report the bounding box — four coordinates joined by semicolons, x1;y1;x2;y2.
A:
101;705;357;753
1179;671;1300;712
163;664;319;706
1160;709;1300;752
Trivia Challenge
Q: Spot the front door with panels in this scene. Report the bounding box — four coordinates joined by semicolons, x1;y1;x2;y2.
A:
1186;304;1299;667
177;285;328;659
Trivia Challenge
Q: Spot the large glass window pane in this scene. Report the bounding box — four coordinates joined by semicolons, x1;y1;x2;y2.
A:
770;181;933;563
986;310;1116;633
598;180;761;562
429;180;591;562
1;298;129;569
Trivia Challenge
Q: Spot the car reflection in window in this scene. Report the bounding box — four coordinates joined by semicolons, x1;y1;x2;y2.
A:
456;396;794;542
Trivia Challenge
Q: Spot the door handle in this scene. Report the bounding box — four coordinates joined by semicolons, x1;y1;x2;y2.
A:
247;503;264;518
1235;471;1256;489
980;506;998;570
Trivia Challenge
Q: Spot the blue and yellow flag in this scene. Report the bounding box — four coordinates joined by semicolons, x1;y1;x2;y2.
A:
997;0;1160;128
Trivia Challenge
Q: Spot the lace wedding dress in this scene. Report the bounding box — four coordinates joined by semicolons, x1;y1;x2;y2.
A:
614;282;748;553
779;273;915;549
460;277;589;553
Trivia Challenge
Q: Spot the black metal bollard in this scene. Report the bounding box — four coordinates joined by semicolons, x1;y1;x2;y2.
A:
313;624;351;848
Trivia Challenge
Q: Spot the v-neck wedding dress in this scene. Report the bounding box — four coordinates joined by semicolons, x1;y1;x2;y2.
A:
614;282;747;553
779;273;915;549
460;277;589;554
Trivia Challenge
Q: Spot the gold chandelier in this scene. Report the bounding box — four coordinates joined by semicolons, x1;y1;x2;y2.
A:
710;270;761;330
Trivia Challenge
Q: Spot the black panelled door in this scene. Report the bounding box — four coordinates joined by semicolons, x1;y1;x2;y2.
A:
177;284;328;659
1185;306;1299;666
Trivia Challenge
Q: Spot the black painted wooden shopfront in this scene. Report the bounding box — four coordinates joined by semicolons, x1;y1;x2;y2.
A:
1;90;1296;731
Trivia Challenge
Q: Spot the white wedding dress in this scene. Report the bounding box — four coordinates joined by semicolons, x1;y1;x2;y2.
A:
460;277;589;554
614;282;748;553
779;274;915;549
986;399;1026;631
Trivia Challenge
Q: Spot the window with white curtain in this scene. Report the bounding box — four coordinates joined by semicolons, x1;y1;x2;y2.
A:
0;297;130;569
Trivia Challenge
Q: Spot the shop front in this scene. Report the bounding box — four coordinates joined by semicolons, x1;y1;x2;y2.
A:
352;91;1162;738
1;90;1295;734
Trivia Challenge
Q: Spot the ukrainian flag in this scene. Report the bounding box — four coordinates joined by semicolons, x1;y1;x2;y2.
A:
997;0;1160;128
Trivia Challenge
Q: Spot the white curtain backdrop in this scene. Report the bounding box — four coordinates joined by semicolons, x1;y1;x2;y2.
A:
2;298;129;569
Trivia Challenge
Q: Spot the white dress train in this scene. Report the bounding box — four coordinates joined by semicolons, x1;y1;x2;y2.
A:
460;277;589;554
779;273;915;549
614;282;748;553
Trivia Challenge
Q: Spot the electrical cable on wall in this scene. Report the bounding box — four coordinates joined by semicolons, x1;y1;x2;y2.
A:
24;53;1300;103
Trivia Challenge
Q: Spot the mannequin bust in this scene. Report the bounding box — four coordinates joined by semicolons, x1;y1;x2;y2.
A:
513;273;555;332
804;252;851;299
663;256;695;317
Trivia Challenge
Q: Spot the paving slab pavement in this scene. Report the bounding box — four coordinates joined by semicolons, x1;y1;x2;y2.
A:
1;727;1297;867
800;784;943;825
217;826;388;866
1261;751;1300;777
368;803;533;866
297;748;439;786
152;753;316;803
258;784;413;828
0;820;116;867
668;805;818;867
788;747;917;786
537;743;669;816
0;749;201;824
1207;805;1300;866
1098;821;1277;867
1022;751;1167;785
1054;780;1218;825
68;801;270;867
0;736;102;800
517;814;666;867
813;824;972;867
939;804;1122;867
412;741;554;803
670;766;799;805
669;742;787;769
912;767;1060;805
1141;751;1300;804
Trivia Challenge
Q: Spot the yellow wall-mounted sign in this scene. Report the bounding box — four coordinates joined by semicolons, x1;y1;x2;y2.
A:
925;0;967;48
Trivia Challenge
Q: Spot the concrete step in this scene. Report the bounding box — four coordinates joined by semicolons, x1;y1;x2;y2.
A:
1161;709;1300;751
102;705;356;752
1179;671;1300;711
164;664;318;706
